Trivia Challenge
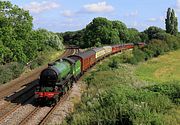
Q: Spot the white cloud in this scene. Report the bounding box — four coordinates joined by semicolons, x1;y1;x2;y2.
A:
61;10;74;17
60;23;82;27
83;1;114;13
147;18;158;22
125;10;138;17
147;16;165;22
24;1;60;13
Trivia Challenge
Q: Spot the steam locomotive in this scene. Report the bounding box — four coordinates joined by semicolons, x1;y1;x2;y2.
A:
35;43;145;104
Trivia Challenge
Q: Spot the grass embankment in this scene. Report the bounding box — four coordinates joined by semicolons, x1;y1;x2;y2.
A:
25;49;64;70
62;50;180;125
135;49;180;83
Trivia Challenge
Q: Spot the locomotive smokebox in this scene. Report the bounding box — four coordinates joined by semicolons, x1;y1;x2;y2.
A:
40;68;59;85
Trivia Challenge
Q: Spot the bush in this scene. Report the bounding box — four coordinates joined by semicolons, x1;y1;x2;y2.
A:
8;62;24;78
128;57;138;65
64;84;171;125
146;82;180;104
125;47;145;65
29;61;39;69
29;48;61;70
121;51;133;63
29;53;48;70
108;58;118;69
0;67;13;84
0;62;24;84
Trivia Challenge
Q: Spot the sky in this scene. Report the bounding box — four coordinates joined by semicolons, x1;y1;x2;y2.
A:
4;0;180;32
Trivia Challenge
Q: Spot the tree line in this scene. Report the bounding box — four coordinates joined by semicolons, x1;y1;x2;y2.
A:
127;26;180;64
59;17;144;48
59;8;180;65
126;8;180;64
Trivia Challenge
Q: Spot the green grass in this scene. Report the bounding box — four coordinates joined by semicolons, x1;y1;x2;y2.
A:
134;49;180;124
135;49;180;83
62;51;180;125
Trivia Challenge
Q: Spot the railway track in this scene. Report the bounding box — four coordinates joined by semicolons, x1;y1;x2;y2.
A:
0;95;34;123
0;48;78;124
18;89;71;125
18;106;41;125
0;82;36;122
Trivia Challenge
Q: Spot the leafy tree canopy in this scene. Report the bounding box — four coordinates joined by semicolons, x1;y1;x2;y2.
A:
165;8;178;35
0;1;64;64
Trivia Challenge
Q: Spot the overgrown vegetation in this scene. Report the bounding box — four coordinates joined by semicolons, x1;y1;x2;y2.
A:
146;82;180;104
108;58;118;69
0;62;24;84
0;1;64;84
28;48;64;70
62;52;180;125
0;1;64;64
0;48;64;84
125;27;180;64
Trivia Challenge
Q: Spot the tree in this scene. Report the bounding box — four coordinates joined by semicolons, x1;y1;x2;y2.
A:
139;32;149;42
171;9;178;35
0;44;13;64
165;8;178;35
62;17;131;48
30;29;64;51
109;29;120;44
147;39;168;57
144;26;165;41
62;30;84;47
83;17;113;47
166;8;171;34
0;1;33;63
127;28;141;44
8;40;27;63
45;31;64;50
112;21;129;42
0;1;33;41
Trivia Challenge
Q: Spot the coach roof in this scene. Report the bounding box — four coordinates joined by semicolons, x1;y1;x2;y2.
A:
76;50;95;59
92;47;104;52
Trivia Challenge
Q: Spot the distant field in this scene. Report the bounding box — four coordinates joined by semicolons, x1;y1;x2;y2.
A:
135;49;180;83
